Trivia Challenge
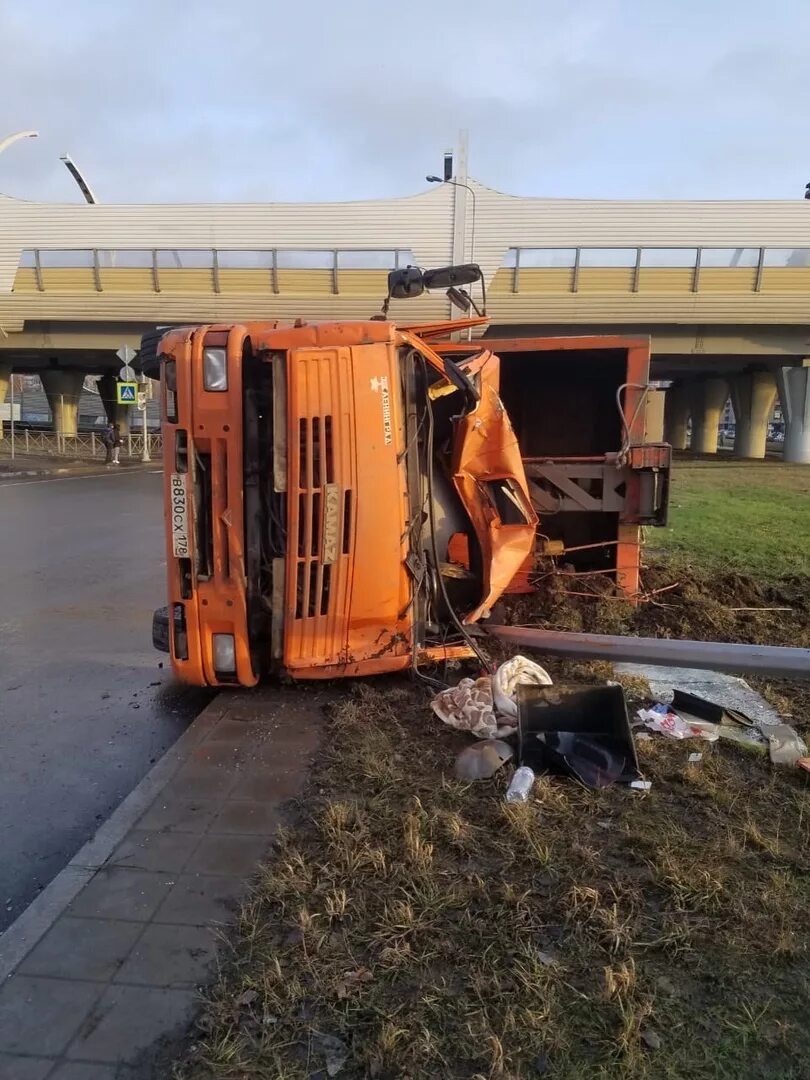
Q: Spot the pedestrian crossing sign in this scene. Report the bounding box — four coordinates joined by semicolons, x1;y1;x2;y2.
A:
117;381;138;404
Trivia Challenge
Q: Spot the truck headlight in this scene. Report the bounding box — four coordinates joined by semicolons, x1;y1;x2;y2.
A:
212;633;236;673
203;347;228;391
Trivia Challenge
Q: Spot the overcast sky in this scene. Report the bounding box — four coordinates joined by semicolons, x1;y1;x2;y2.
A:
1;0;808;204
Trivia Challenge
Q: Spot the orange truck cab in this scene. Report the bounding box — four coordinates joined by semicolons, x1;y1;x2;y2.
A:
147;264;670;689
151;316;539;686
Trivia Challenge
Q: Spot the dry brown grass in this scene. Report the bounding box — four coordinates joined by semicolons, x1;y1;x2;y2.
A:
174;676;810;1080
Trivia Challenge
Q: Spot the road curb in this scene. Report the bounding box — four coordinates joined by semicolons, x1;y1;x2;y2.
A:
0;693;231;982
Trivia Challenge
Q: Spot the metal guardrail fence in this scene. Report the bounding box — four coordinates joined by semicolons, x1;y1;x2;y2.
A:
0;431;163;460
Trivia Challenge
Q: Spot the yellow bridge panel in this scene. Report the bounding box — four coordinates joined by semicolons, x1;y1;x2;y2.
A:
217;269;274;294
11;269;38;293
697;267;758;292
157;268;216;294
100;269;155;293
274;269;334;295
39;268;97;292
760;267;810;292
577;267;635;292
336;269;389;296
636;268;695;293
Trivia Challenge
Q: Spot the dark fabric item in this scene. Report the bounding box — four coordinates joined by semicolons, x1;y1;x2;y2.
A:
535;732;630;789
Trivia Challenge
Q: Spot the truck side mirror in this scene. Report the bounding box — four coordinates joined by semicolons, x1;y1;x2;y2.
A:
423;264;481;290
387;266;425;299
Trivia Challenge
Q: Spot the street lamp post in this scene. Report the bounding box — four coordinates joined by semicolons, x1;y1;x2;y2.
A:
426;175;477;266
0;131;39;156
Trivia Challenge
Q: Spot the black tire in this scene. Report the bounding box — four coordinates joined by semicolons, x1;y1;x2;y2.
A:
135;328;165;379
152;606;170;653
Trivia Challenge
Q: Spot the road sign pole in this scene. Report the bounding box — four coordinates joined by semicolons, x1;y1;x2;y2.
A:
141;376;151;463
10;375;15;461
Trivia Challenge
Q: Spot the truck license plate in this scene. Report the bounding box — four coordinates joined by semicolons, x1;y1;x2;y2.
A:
170;473;190;558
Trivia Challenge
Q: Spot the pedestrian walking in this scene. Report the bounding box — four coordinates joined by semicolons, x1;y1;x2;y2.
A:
111;423;122;465
102;422;115;465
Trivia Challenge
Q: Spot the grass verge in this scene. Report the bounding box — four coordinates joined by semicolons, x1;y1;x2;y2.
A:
648;459;810;580
176;678;810;1080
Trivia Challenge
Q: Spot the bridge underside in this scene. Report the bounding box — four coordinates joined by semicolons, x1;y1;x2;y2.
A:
1;321;809;461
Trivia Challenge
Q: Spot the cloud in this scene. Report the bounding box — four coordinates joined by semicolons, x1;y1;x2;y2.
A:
0;0;806;203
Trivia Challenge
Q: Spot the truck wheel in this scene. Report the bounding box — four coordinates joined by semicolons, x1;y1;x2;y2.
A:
152;606;170;653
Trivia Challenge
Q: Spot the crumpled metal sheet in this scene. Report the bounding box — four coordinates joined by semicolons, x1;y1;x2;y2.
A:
450;353;538;624
615;665;782;726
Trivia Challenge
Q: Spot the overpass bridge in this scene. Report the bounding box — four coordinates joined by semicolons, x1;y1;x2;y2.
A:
1;177;809;460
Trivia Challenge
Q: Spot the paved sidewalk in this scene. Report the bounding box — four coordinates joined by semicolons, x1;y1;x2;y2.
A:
0;455;156;480
0;687;329;1079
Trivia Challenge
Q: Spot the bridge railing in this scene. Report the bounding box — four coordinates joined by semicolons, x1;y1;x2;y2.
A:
1;430;163;460
498;245;810;295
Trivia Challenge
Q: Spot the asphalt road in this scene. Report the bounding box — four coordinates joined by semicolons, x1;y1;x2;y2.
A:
0;468;212;931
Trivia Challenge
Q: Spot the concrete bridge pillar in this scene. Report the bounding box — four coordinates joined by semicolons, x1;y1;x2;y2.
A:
688;378;728;454
730;371;778;459
98;373;131;436
40;370;85;436
664;382;690;449
644;388;666;442
0;363;9;439
777;364;810;464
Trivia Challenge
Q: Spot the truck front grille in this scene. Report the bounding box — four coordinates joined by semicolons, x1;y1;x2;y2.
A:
293;416;335;619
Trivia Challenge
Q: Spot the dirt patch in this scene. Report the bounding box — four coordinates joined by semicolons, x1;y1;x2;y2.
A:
503;555;810;733
176;675;810;1080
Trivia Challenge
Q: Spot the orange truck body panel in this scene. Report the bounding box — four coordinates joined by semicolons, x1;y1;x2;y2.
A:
282;341;413;679
156;321;659;688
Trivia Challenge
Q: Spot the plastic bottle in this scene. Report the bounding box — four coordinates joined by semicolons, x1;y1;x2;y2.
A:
506;766;536;803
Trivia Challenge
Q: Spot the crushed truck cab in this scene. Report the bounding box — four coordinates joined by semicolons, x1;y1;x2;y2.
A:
153;318;539;686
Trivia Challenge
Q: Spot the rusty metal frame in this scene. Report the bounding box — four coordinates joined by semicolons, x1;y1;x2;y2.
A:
435;334;656;598
523;445;670;526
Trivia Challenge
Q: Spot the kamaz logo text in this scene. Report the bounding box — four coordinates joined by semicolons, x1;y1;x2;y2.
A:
370;375;393;446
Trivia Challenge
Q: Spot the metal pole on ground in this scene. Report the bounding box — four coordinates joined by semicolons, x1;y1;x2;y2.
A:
486;625;810;680
10;376;15;460
140;377;151;463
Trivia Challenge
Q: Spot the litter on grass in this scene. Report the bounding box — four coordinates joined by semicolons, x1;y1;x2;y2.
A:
431;655;552;739
637;703;719;741
454;739;514;781
637;691;807;766
517;683;641;789
763;723;808;768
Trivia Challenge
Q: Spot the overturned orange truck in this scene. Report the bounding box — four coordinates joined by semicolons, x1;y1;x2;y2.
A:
147;264;670;687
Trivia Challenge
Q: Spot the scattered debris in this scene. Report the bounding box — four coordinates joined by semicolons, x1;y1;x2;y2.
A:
763;723;808;768
518;684;640;788
641;1028;662;1051
687;752;703;763
432;656;552;739
432;676;501;739
454;739;513;781
336;968;374;999
312;1031;349;1077
671;689;756;729
535;949;557;967
637;703;718;741
637;691;806;767
629;780;652;792
505;766;536;802
491;655;552;720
